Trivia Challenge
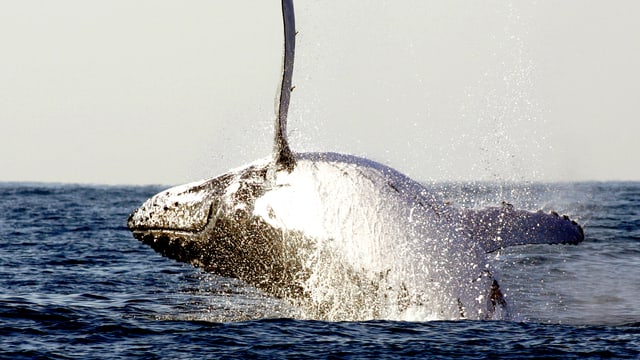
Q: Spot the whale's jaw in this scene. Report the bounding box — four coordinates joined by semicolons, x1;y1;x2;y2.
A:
131;214;310;300
127;175;231;273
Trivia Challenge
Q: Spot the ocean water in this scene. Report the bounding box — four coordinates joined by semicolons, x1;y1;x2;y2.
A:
1;181;639;359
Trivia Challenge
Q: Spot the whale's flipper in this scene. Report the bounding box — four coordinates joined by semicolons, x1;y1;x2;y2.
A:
273;0;296;172
461;203;584;253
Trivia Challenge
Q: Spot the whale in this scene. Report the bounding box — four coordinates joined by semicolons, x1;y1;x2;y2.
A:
128;0;584;321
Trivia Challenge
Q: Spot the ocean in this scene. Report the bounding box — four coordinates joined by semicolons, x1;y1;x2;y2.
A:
1;181;639;359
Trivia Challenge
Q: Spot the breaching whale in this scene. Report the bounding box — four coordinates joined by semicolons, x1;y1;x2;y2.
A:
128;0;584;321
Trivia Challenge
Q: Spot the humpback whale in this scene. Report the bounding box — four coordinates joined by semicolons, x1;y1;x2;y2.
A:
128;0;584;321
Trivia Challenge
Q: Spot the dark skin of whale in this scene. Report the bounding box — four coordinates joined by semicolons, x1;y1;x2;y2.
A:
131;164;309;300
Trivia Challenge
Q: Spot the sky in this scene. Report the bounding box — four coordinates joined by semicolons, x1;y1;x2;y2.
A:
1;0;639;185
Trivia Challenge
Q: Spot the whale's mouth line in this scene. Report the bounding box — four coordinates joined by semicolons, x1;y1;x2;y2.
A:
128;202;217;236
128;221;207;236
131;228;198;239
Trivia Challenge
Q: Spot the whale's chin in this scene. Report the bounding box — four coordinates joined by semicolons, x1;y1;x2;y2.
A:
133;231;208;269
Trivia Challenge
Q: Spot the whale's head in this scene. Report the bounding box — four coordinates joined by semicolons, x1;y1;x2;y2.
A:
127;172;236;270
127;161;309;298
128;178;225;236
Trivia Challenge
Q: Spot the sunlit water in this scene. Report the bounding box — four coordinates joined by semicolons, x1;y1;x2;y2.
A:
1;182;639;358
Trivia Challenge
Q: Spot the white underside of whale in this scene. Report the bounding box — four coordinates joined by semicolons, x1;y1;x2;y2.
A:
250;153;500;320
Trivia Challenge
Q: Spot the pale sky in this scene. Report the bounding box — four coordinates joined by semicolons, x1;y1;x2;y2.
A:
1;1;639;185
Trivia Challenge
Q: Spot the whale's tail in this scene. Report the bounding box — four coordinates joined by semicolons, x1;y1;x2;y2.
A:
273;0;297;172
460;203;585;253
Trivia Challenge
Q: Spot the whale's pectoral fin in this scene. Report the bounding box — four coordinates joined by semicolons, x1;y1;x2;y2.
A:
461;203;584;253
273;0;297;172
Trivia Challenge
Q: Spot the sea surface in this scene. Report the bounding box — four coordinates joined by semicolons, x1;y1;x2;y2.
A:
1;181;639;359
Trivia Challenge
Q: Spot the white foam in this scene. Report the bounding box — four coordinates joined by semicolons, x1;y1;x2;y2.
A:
252;156;493;321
